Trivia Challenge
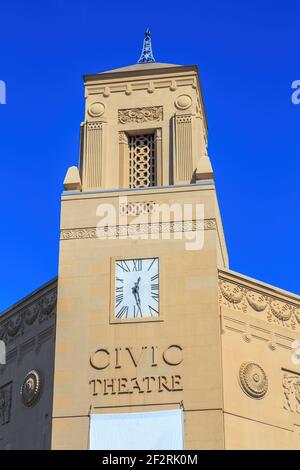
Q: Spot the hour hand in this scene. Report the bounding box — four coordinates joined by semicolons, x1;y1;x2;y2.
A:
133;294;142;317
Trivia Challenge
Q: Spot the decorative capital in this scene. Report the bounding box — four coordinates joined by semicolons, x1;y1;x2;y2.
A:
138;29;155;63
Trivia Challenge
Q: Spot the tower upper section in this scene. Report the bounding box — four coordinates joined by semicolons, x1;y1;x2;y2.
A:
76;61;209;192
63;31;213;193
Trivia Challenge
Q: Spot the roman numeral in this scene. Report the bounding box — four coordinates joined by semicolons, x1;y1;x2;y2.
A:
133;259;142;271
148;258;157;271
115;293;124;308
116;286;123;293
116;261;130;272
151;292;159;302
116;277;124;283
116;305;129;319
151;274;159;282
151;283;159;291
149;305;158;316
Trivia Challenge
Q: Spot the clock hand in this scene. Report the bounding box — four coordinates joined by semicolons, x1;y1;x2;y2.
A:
132;277;142;316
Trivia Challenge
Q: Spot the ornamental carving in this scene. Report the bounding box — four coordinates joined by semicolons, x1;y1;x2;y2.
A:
119;201;157;216
61;219;217;240
220;281;243;304
24;303;39;325
87;121;103;130
118;106;163;124
20;370;41;407
219;278;299;330
0;382;12;425
129;134;155;188
88;102;105;118
7;314;22;337
176;114;192;123
283;373;300;414
295;309;300;323
175;94;192;110
0;289;57;345
270;300;292;321
239;362;268;399
245;291;267;312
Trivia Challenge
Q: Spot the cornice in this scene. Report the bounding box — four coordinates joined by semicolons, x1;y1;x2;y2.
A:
219;268;300;304
84;65;199;83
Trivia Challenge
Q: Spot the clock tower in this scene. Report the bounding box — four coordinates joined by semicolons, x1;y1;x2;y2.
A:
52;32;229;449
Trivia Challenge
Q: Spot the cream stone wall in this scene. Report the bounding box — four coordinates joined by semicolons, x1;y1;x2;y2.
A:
219;269;300;449
52;60;299;450
52;183;226;449
80;64;207;190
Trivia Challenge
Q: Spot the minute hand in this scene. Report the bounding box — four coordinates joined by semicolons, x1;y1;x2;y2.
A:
132;277;142;315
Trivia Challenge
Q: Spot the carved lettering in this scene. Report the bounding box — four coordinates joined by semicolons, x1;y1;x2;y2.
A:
90;345;183;370
126;346;147;368
90;375;183;396
118;378;131;395
89;345;184;397
163;345;183;366
158;376;171;392
90;349;110;370
115;348;122;369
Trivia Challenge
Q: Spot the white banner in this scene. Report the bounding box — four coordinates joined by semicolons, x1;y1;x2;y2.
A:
89;409;184;450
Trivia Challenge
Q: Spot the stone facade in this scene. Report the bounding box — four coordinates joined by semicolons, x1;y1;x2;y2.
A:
219;269;300;448
1;60;299;450
0;279;56;450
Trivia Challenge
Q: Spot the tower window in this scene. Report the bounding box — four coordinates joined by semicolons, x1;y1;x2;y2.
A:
128;134;156;188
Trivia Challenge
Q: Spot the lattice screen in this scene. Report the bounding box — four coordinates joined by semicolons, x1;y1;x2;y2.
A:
128;134;156;188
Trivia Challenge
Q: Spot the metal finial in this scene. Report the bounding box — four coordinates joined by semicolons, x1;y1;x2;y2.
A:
138;29;155;63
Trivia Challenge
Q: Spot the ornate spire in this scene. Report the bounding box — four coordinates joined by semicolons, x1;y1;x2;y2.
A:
138;29;155;63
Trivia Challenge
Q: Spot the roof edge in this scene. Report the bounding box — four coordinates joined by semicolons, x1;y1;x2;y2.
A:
84;64;199;82
219;268;300;302
0;277;58;319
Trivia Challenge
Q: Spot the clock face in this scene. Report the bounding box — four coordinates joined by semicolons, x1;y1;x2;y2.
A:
114;258;159;319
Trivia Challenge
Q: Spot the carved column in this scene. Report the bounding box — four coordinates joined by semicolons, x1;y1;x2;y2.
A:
81;121;106;189
118;131;129;188
154;128;162;186
172;114;194;184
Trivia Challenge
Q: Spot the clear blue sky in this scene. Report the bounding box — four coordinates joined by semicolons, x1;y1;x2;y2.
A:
0;0;299;311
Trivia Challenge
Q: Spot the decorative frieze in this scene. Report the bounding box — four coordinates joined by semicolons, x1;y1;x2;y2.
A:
119;201;157;216
219;277;300;330
0;289;57;345
246;290;267;312
239;362;268;399
283;373;300;414
87;77;197;97
0;382;12;425
60;219;216;240
118;106;163;124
